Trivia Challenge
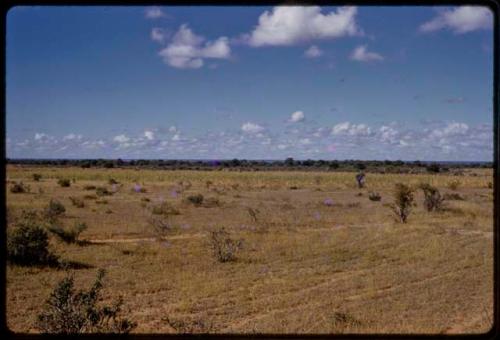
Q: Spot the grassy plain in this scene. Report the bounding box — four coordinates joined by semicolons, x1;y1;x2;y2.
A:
5;165;494;334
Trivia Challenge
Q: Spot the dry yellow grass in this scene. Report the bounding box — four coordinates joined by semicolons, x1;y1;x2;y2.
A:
5;165;493;334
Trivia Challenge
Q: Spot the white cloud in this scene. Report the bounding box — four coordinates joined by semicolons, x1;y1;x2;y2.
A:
332;122;372;136
299;138;312;145
429;122;469;139
169;126;178;133
158;24;231;69
289;110;305;123
304;45;323;58
241;122;264;133
350;45;384;62
145;7;165;19
34;133;49;141
151;27;166;43
63;133;82;141
247;6;361;47
113;134;130;143
144;130;155;140
419;6;492;34
172;134;181;141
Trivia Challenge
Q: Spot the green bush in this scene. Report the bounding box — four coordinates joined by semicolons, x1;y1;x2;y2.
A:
43;199;66;222
419;183;444;212
57;179;71;188
390;183;414;223
36;269;137;334
7;221;58;266
185;194;204;206
48;222;87;244
10;181;30;193
96;187;111;196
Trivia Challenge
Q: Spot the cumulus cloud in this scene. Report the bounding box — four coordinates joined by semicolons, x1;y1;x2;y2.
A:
145;7;165;19
246;6;361;47
34;133;49;141
350;45;384;62
429;122;469;139
63;133;82;141
419;6;492;34
304;45;323;58
144;130;155;140
289;110;305;123
113;134;130;143
241;122;264;133
169;126;178;133
151;27;166;43
158;24;231;69
331;122;372;136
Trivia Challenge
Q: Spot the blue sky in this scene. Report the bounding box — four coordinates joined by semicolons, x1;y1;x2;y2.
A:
6;5;494;161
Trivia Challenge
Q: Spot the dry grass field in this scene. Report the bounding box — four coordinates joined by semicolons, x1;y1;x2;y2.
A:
5;165;494;334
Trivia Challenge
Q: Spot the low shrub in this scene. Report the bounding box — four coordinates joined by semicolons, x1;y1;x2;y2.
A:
10;181;30;193
57;179;71;188
447;180;461;191
443;192;465;201
83;185;96;191
247;207;259;223
368;192;381;201
95;199;108;204
7;220;58;266
96;187;111;196
150;202;180;215
35;269;137;334
148;214;174;237
419;183;444;212
209;227;243;263
83;194;97;200
108;178;119;185
186;194;204;206
43;199;66;222
33;173;42;181
141;197;151;202
69;196;85;208
488;182;493;189
390;183;414;223
165;316;215;333
48;222;87;244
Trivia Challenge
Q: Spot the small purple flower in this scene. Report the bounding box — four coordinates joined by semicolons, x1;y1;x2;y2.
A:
323;198;334;206
314;211;321;220
170;190;178;198
134;184;142;193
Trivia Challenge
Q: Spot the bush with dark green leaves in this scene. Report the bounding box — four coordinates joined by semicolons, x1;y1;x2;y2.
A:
10;181;30;193
48;222;87;244
43;199;66;222
36;269;137;334
96;187;112;196
7;217;58;266
57;178;71;187
185;194;204;206
390;183;414;223
419;183;444;212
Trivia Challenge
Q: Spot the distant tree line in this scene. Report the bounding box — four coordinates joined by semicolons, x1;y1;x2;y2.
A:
5;158;492;173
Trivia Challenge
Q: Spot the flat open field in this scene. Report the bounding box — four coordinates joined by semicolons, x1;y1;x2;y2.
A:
5;165;494;334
